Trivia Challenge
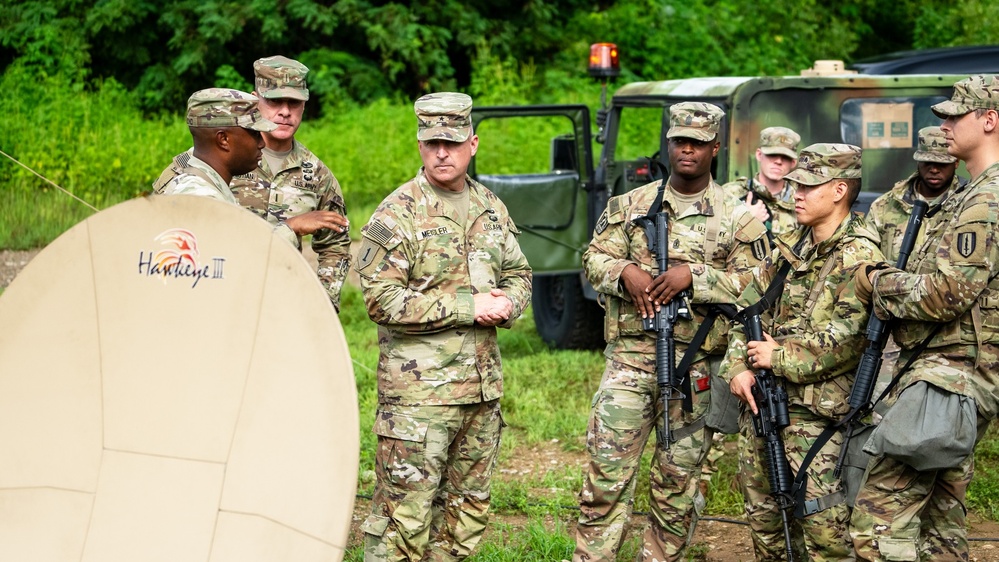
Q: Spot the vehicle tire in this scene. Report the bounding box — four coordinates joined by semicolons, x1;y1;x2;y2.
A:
532;274;605;350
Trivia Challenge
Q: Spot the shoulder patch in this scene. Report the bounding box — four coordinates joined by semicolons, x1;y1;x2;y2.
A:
956;230;979;259
366;219;396;246
606;197;628;225
594;209;610;235
951;221;988;264
362;216;404;251
751;238;768;261
355;238;383;273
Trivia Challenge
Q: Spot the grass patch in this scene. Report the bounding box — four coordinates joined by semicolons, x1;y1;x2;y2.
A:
969;423;999;520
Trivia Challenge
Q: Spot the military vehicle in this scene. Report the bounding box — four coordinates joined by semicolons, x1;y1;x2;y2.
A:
469;44;967;349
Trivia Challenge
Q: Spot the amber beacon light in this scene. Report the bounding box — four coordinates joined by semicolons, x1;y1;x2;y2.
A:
588;43;620;79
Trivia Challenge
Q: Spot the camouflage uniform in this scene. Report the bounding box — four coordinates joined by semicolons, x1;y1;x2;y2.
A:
574;103;768;562
356;93;532;562
724;144;884;560
722;127;801;237
865;127;964;394
851;76;999;562
867;126;963;264
161;154;240;204
159;88;299;250
153;57;352;310
722;178;797;237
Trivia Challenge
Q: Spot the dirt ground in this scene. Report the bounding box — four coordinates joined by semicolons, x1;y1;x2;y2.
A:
4;248;999;559
346;442;999;561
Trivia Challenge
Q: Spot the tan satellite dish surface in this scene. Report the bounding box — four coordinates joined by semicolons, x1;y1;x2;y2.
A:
0;195;358;561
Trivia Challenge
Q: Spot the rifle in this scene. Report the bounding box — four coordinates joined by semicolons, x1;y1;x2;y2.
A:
633;210;691;449
745;312;796;562
832;199;929;477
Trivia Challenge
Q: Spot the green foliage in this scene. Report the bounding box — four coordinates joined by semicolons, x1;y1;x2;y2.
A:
0;61;188;248
212;64;252;93
8;0;987;118
297;98;421;214
968;423;999;519
337;284;380;493
469;518;575;561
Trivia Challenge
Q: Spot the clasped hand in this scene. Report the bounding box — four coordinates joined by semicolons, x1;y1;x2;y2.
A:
474;288;513;326
620;263;692;319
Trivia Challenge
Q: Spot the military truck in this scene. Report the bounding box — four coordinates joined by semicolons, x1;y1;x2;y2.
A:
469;49;966;349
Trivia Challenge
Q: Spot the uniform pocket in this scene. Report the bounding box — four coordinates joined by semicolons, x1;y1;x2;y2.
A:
372;411;430;487
809;376;852;419
360;514;390;537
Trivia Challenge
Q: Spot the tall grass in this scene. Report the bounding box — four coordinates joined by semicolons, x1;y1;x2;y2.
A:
1;62;604;248
0;63;190;248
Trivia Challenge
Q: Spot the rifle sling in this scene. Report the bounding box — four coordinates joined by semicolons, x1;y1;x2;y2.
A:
675;303;739;412
791;324;941;518
673;249;794;412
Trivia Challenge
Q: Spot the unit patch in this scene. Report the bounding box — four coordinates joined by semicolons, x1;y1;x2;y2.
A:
957;231;977;258
356;238;383;273
595;211;609;235
751;238;767;261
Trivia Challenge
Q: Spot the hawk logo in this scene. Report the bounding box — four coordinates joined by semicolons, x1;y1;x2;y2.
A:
137;228;226;288
957;231;977;258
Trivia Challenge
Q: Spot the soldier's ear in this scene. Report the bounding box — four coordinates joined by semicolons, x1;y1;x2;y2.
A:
216;129;230;151
984;109;999;133
832;179;848;203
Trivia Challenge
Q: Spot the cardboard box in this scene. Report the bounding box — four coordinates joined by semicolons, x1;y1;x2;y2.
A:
860;102;914;149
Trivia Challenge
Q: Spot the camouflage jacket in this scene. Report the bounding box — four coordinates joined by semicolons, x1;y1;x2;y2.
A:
160;156;299;248
355;169;532;406
153;143;351;310
867;171;966;263
872;162;999;419
721;176;797;237
724;213;884;420
583;178;768;374
160;155;238;204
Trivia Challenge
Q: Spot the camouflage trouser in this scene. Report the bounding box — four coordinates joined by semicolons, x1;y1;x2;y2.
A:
573;357;717;562
850;414;991;561
738;405;852;561
362;401;503;562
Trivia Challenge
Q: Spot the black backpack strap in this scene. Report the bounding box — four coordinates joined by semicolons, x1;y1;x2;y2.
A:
791;324;941;518
674;304;739;412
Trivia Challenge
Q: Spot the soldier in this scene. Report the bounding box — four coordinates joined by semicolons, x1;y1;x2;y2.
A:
572;102;768;561
850;75;999;561
722;126;801;238
725;143;884;560
867;126;964;263
355;92;532;562
865;126;966;397
155;56;351;310
161;88;301;249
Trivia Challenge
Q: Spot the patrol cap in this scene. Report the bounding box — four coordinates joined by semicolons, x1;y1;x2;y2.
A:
931;74;999;118
415;92;473;142
913;126;957;164
254;55;310;101
667;102;723;141
784;143;862;186
186;88;277;132
758;126;801;159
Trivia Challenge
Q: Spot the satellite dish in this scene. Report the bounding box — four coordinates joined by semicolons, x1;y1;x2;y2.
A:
0;195;358;561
